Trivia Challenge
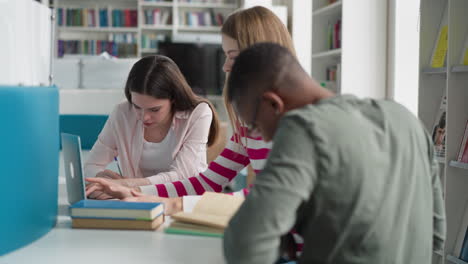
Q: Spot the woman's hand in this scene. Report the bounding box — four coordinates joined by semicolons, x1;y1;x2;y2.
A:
96;169;123;179
87;170;124;198
123;190;183;216
85;178;135;199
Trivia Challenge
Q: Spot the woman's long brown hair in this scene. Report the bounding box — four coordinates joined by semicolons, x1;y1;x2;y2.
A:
124;55;220;146
221;6;296;142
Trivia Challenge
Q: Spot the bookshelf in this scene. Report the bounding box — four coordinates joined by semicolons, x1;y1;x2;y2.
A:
54;0;239;57
310;0;387;97
311;48;341;59
452;65;468;73
422;67;448;75
449;161;468;170
419;0;468;263
447;255;468;264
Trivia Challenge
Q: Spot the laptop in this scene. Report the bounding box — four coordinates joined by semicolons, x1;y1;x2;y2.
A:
61;133;87;205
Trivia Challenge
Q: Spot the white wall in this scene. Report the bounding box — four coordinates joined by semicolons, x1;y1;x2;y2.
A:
60;89;125;115
0;0;51;86
387;0;421;115
341;0;388;99
291;0;312;75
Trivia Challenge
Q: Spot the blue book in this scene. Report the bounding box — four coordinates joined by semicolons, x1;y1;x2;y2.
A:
70;200;164;221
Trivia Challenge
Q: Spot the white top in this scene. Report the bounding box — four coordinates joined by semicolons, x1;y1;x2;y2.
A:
140;128;176;178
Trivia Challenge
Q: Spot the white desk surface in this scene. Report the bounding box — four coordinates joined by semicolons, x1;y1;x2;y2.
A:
1;179;225;264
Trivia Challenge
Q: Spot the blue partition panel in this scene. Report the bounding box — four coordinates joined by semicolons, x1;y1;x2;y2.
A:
59;115;108;149
0;86;59;256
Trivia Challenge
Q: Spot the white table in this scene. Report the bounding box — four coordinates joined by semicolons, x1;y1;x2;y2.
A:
1;177;225;263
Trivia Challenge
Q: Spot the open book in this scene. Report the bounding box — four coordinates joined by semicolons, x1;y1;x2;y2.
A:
165;192;244;237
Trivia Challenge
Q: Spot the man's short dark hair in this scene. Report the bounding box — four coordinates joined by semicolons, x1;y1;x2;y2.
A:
227;42;298;104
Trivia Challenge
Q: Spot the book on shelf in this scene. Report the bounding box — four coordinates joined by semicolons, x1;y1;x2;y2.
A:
327;19;341;50
431;92;447;159
165;192;244;237
70;200;164;220
324;63;341;93
457;121;468;163
180;11;224;27
141;33;161;50
57;8;137;28
144;8;172;26
58;38;137;58
460;33;468;66
430;3;448;68
99;8;109;27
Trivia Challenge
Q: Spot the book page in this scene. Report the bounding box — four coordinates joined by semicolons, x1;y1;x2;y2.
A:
193;192;244;217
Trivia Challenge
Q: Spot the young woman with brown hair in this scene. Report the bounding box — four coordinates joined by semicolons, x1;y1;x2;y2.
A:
85;55;219;199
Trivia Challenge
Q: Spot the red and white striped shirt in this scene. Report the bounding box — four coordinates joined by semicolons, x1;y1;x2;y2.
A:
139;131;271;197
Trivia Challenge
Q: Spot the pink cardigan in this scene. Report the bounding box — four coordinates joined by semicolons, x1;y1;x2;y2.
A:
84;101;213;184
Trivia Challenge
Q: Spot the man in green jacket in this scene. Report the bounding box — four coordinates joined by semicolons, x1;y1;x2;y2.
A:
223;43;446;264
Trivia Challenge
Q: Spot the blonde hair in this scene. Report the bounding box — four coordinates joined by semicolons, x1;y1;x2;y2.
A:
221;6;296;142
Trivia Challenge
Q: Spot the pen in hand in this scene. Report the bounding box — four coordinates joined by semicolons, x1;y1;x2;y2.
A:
114;157;123;176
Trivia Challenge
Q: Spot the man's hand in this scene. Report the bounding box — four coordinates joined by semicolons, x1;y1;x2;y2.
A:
85;178;134;199
123;190;183;216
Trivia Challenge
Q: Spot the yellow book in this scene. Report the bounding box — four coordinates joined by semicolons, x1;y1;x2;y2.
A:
83;8;88;27
430;4;448;68
461;35;468;66
167;192;244;236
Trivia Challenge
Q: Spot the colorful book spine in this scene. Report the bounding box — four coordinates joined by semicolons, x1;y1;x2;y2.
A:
57;37;137;58
327;19;341;50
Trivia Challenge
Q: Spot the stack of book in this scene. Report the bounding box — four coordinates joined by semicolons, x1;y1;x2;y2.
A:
70;200;164;230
